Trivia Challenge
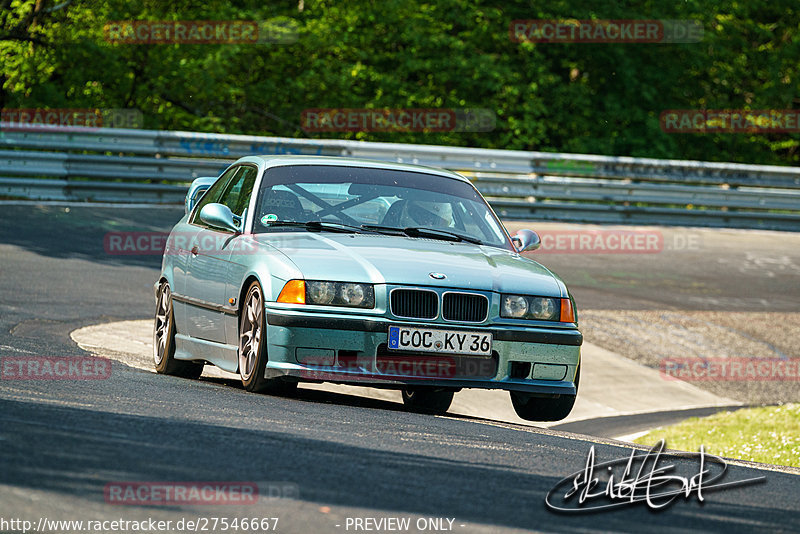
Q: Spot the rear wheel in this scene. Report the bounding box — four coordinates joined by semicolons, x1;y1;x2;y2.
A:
510;367;579;422
239;281;297;395
154;282;203;379
401;387;454;415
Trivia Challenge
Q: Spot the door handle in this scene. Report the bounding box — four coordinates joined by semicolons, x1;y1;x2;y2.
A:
191;246;199;256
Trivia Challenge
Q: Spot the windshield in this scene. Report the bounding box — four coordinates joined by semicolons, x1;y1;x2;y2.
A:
253;165;511;248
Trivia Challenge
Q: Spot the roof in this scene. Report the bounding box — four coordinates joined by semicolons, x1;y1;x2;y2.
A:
234;155;471;183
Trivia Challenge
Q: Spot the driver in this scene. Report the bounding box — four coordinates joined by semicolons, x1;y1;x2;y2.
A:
403;200;452;228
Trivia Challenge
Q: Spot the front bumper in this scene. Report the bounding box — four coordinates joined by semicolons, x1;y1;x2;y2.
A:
263;309;581;395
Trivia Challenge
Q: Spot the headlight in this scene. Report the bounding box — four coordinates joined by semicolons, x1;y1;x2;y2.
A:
501;295;529;318
282;280;374;308
530;297;557;320
500;295;562;321
306;281;336;305
339;283;367;306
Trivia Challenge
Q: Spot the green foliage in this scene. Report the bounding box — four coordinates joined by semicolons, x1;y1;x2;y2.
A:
1;0;798;164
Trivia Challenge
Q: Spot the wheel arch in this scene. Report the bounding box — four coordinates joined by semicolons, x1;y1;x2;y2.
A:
154;272;176;302
238;274;263;318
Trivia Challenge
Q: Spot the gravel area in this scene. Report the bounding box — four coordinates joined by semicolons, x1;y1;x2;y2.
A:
580;310;800;404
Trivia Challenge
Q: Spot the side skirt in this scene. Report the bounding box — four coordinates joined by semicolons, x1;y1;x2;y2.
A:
175;333;239;373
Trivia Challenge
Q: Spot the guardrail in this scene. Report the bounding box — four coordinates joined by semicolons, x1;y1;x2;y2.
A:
1;123;799;230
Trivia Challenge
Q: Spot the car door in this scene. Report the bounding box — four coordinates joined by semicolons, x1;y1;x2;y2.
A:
170;166;238;334
184;165;257;347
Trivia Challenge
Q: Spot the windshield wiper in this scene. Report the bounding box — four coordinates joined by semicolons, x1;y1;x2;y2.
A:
269;221;484;244
359;224;408;236
405;227;484;245
265;220;361;233
360;224;484;245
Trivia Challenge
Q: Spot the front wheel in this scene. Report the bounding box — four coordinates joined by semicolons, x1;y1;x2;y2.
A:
401;387;454;415
154;282;203;379
510;368;579;422
239;281;297;395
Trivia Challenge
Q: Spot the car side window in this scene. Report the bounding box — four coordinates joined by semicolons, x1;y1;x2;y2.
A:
190;166;240;226
218;166;257;217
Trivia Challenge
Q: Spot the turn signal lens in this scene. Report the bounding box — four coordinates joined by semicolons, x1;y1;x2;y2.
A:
277;280;306;304
560;298;576;323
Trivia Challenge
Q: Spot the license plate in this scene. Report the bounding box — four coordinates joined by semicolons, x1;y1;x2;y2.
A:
387;326;492;356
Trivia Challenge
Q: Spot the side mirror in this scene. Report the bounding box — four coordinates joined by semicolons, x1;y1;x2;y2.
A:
512;229;541;252
185;177;218;215
199;203;241;233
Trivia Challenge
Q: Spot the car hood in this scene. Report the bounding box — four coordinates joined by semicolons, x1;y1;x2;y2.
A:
252;232;564;296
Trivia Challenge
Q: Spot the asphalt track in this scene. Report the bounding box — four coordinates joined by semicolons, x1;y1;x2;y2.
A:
1;204;799;533
69;319;740;438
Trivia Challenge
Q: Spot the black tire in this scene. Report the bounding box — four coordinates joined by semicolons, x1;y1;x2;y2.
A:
401;387;454;415
510;367;580;422
154;282;203;379
239;281;297;395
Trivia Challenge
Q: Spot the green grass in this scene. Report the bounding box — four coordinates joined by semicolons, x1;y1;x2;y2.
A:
634;403;800;468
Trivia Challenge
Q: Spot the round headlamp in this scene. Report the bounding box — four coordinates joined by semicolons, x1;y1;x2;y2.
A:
530;297;558;320
340;283;367;306
502;295;529;318
306;281;336;305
